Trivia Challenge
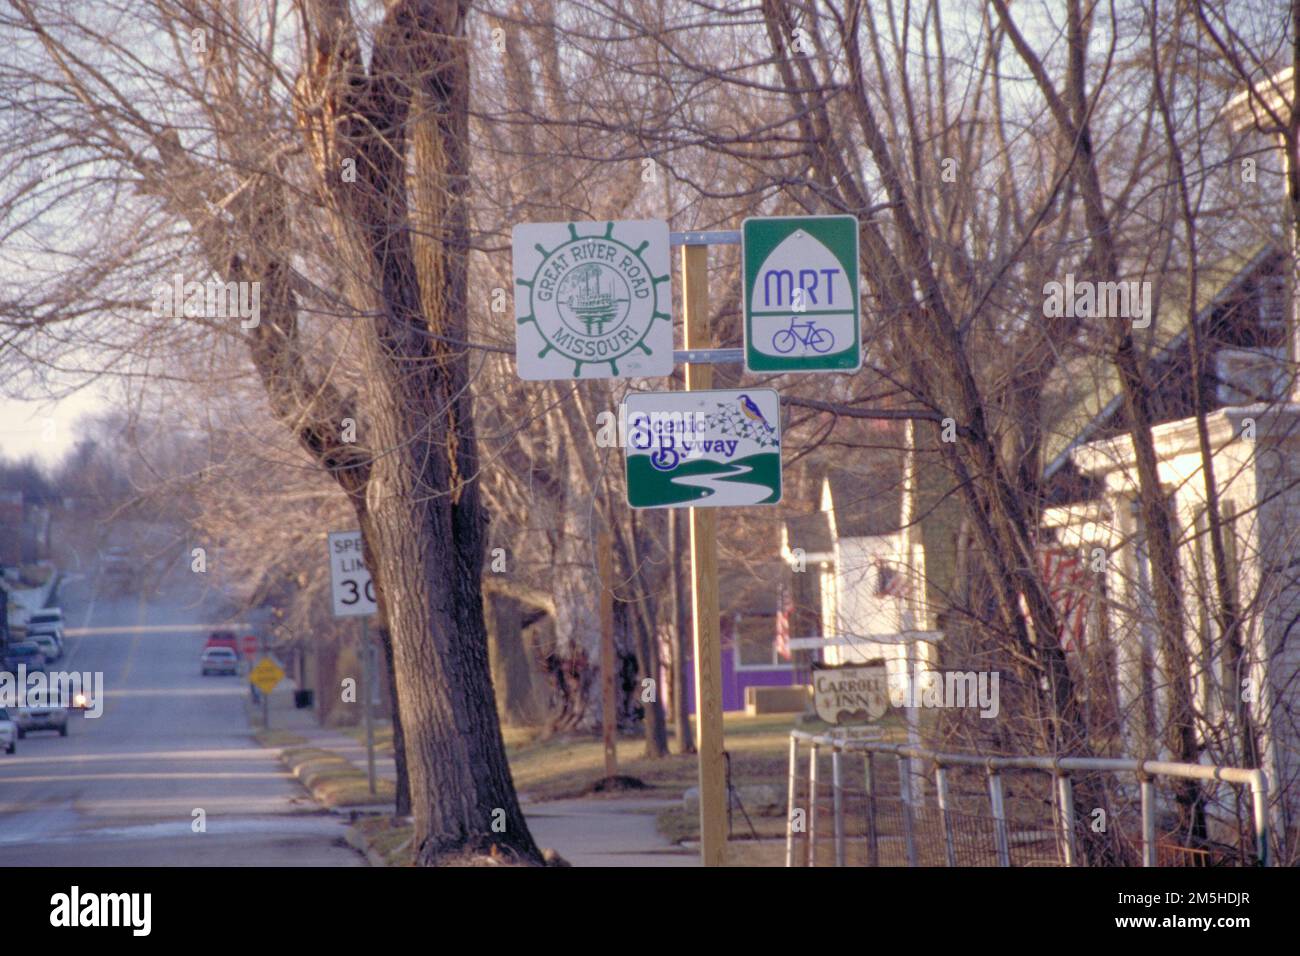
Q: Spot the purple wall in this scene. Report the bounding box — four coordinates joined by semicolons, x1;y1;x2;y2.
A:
682;616;798;713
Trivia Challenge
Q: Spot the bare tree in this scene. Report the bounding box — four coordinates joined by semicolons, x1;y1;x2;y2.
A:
1;0;539;864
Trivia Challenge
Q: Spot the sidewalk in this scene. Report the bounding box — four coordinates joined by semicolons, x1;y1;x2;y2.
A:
251;690;696;866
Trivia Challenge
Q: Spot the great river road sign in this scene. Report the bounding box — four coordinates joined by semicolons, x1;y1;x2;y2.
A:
513;219;673;380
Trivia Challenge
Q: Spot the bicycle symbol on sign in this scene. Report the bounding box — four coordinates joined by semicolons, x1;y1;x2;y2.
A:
771;316;835;354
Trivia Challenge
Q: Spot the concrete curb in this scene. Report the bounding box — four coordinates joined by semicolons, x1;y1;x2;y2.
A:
270;741;394;809
343;823;390;868
269;742;405;865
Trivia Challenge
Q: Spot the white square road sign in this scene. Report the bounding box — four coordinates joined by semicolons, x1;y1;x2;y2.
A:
624;388;782;509
328;530;377;618
512;219;673;380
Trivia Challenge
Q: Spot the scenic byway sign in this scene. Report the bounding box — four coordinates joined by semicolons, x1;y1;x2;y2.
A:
742;215;861;373
624;389;781;509
513;219;673;380
328;530;377;618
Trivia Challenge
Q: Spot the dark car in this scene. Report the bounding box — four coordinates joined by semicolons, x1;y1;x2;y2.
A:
3;642;47;674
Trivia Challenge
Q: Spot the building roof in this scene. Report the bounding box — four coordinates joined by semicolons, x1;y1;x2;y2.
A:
823;465;904;538
782;510;834;557
719;563;786;615
1041;242;1282;477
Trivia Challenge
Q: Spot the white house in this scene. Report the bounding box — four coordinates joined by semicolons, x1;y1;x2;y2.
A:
1046;403;1300;853
782;462;936;689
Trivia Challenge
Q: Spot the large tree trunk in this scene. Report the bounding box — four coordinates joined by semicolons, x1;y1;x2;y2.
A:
363;462;536;862
296;0;541;864
548;477;603;731
375;621;412;818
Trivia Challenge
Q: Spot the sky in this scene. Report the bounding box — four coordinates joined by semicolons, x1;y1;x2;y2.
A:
0;388;109;467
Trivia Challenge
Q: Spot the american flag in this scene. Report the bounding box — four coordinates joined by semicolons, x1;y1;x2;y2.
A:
875;558;912;598
775;582;793;660
1038;547;1091;653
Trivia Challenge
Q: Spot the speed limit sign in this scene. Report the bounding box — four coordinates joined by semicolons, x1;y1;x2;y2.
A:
327;530;378;617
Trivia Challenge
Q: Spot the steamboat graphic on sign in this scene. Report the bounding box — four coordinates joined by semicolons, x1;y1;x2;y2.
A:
559;263;626;336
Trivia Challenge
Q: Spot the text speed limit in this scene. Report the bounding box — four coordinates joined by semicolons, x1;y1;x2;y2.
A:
327;530;378;618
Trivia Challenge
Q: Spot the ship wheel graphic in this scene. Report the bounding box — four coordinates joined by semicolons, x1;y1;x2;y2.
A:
516;222;671;377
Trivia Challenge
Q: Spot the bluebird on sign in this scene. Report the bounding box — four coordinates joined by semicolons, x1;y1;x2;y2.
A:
742;215;861;373
623;389;781;509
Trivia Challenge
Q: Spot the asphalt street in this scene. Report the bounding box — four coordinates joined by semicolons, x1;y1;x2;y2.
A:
0;554;362;866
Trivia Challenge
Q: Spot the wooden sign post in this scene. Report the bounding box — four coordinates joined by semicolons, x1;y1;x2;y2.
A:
682;242;727;866
599;529;618;779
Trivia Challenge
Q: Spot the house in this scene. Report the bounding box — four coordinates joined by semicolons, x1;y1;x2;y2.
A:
781;444;937;689
689;436;933;716
778;240;1298;852
679;563;801;714
1034;243;1299;851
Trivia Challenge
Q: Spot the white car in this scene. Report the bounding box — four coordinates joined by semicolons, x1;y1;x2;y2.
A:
0;708;16;754
201;647;239;676
27;632;61;663
26;610;64;657
15;705;69;737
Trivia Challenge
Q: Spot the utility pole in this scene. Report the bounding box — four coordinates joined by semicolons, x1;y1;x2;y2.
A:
682;241;726;866
261;632;270;730
363;615;376;796
599;529;618;778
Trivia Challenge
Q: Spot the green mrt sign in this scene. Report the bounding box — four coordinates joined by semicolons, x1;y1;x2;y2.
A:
742;215;861;373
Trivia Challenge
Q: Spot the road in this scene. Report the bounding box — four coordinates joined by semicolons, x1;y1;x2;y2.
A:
0;554;362;866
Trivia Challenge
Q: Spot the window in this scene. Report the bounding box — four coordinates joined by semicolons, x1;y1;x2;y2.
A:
735;614;787;668
874;564;897;597
1191;507;1217;719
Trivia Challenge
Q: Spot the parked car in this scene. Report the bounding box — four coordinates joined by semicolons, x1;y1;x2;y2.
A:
2;642;46;674
14;704;69;738
101;546;135;589
26;610;64;655
27;607;63;628
26;633;61;663
201;647;239;676
205;630;239;653
27;618;64;646
0;708;15;754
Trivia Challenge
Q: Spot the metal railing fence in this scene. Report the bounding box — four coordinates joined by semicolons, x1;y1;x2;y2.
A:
785;729;1269;867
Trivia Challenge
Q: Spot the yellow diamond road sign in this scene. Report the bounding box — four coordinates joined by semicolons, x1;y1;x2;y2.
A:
249;657;285;695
